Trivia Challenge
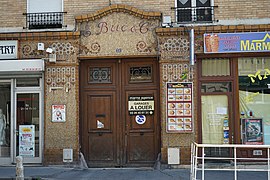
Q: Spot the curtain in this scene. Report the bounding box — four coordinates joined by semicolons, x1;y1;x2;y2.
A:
202;58;230;76
202;95;228;144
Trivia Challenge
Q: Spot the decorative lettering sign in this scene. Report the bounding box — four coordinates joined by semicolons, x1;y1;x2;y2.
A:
19;125;35;157
204;32;270;53
0;40;18;59
81;21;152;37
248;68;270;83
128;96;154;115
78;11;159;56
166;82;193;133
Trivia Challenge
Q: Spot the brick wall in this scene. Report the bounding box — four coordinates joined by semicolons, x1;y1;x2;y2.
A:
0;1;26;28
0;0;269;29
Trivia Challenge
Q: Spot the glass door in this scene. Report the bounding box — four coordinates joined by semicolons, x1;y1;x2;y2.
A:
201;95;230;157
0;80;12;164
15;92;42;163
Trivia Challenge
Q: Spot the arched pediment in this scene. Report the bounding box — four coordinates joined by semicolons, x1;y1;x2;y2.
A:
75;4;161;22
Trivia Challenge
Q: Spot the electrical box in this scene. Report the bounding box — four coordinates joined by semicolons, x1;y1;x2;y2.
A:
163;15;171;24
63;149;73;162
168;147;180;165
48;54;56;63
37;43;44;51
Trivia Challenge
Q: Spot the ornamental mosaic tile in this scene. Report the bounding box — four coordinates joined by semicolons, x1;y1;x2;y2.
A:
45;66;77;93
158;36;190;61
20;40;79;63
78;12;159;56
161;63;194;82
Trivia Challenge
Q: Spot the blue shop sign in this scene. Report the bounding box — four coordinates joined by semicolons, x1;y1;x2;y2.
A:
204;32;270;53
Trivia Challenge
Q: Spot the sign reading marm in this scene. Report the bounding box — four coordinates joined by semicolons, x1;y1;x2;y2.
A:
0;40;18;59
204;32;270;53
128;96;154;115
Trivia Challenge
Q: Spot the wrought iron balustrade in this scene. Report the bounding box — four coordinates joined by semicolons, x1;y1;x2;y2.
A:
24;12;67;29
172;6;217;24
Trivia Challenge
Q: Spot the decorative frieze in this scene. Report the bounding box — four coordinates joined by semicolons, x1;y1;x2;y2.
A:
159;36;190;61
20;41;78;63
46;66;76;93
161;63;194;82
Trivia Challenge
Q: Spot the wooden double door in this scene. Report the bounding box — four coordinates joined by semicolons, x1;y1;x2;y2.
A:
80;58;160;167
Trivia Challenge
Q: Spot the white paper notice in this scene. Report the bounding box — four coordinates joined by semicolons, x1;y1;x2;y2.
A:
216;107;227;115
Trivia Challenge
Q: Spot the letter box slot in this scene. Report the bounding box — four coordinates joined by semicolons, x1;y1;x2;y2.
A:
96;114;106;118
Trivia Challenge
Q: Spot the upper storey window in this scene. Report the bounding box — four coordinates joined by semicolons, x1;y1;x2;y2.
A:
25;0;65;29
176;0;215;23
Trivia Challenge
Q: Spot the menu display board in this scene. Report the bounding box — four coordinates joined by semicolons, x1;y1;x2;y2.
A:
166;82;193;133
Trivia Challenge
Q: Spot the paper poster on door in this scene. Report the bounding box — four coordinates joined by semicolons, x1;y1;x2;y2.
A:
241;118;263;145
52;105;66;122
19;125;35;157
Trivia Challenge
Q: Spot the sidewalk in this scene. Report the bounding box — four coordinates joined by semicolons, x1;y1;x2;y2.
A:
0;166;190;180
0;166;268;180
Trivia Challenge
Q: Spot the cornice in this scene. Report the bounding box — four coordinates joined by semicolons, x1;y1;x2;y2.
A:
0;31;80;40
75;4;161;22
156;24;270;36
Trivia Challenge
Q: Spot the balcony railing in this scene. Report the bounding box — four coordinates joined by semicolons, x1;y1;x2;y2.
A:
24;12;67;29
172;6;217;24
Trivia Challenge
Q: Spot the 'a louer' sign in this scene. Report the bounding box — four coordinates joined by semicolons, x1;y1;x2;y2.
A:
128;96;154;115
0;40;18;59
204;32;270;53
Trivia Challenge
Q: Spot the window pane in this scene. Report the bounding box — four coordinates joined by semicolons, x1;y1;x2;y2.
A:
202;95;229;144
201;82;232;93
202;58;230;76
88;67;111;83
28;0;62;13
177;0;192;22
129;66;152;82
238;57;270;145
16;78;40;87
0;82;11;157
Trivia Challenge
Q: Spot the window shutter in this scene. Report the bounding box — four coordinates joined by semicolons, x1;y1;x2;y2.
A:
28;0;62;13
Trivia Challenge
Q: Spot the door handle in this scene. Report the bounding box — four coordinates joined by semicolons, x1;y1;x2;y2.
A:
140;132;144;136
98;132;103;136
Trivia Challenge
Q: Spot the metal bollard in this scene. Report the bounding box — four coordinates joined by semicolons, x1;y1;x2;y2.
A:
16;156;24;180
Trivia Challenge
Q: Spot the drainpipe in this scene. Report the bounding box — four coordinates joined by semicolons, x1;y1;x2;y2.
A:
190;28;195;66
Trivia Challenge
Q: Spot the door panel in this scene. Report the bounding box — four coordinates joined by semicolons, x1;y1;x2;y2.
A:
80;58;160;167
85;92;117;166
128;135;155;162
125;90;158;165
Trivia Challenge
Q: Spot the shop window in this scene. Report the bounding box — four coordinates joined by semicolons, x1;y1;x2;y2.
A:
25;0;64;29
238;57;270;145
88;67;111;83
175;0;214;23
129;66;152;83
0;82;11;157
202;58;230;76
